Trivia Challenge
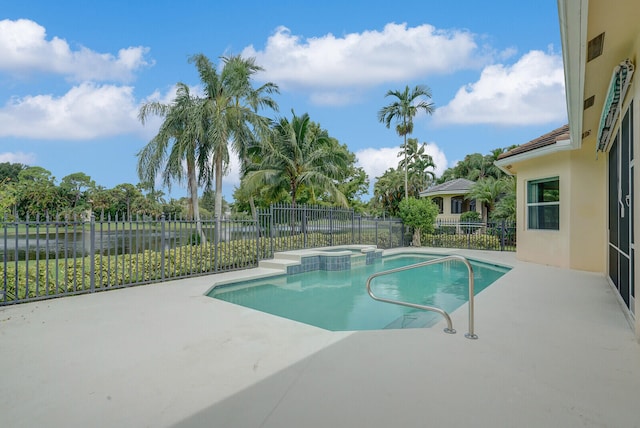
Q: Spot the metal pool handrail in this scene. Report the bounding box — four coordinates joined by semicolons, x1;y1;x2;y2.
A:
365;254;478;339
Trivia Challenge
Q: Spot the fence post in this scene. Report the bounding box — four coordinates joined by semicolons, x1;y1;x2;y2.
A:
214;216;220;272
303;205;307;248
255;214;260;265
329;208;333;246
90;214;95;293
500;219;506;251
2;214;6;303
160;214;166;281
351;211;355;244
269;205;274;257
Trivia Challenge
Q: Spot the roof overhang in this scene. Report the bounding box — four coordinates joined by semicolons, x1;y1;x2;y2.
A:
494;137;573;175
419;190;469;198
557;0;588;149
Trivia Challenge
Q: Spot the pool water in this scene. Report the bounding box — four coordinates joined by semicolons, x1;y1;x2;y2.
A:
208;254;510;331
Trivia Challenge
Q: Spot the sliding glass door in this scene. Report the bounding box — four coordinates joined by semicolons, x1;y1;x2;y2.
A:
608;102;634;315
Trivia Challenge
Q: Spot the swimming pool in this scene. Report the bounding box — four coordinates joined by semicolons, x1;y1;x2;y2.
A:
208;253;510;331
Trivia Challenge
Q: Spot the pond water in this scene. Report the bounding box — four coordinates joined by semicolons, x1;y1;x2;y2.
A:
1;224;254;261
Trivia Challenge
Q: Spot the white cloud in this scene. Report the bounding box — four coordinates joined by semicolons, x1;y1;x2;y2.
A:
0;151;36;164
242;23;481;100
0;82;142;139
0;19;152;82
356;142;448;185
224;152;241;188
309;90;362;107
434;50;566;125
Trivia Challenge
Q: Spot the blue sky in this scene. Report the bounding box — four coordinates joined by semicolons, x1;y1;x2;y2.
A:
0;0;567;201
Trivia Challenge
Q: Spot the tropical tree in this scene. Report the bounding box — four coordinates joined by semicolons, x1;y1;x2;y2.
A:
89;185;114;217
436;146;518;184
378;85;434;199
305;129;368;207
398;197;439;246
0;162;27;183
0;177;17;217
14;167;64;217
491;176;517;221
189;53;278;226
399;138;436;191
466;176;513;219
138;82;208;238
243;111;348;208
60;172;95;211
373;167;405;216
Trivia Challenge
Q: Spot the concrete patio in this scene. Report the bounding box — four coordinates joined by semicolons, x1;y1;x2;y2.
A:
1;249;639;427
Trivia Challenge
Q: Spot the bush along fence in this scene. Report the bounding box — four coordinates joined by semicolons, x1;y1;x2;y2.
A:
419;218;517;252
1;205;404;305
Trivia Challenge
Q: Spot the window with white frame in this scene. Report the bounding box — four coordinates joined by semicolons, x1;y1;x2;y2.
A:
527;177;559;230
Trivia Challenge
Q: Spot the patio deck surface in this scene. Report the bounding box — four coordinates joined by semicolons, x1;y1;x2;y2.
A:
1;248;639;427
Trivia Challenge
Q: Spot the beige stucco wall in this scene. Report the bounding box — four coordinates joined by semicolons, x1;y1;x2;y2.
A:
511;151;572;268
431;194;483;221
507;141;606;272
568;138;607;272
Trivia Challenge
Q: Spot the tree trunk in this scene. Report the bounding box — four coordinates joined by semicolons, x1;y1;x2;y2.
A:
403;132;409;200
249;195;257;221
412;227;421;247
187;162;205;242
214;153;224;244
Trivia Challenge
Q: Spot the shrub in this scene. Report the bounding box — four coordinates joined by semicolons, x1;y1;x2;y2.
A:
460;211;481;222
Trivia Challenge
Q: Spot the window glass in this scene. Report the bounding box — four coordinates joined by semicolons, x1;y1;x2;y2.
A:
432;197;443;214
527;177;559;230
451;196;463;214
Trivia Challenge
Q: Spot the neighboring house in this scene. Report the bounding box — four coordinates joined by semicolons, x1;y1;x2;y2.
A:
496;0;639;338
419;178;484;221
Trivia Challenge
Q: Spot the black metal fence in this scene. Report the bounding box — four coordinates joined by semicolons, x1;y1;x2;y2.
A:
1;205;404;305
421;218;517;252
2;205;516;306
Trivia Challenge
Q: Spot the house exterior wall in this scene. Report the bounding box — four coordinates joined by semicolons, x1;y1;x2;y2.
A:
505;139;606;273
430;194;482;222
525;0;639;337
568;138;607;272
588;29;640;334
511;151;572;268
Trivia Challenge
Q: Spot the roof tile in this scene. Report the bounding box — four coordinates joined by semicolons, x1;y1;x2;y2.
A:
498;124;570;160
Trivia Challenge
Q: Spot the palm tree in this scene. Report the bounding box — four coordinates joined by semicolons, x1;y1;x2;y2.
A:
243;111;348;208
378;85;434;199
465;176;512;220
399;138;437;190
189;54;278;227
483;148;508;180
137;82;208;238
491;176;516;222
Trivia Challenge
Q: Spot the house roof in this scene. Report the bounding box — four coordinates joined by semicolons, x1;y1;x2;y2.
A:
497;124;570;160
419;178;476;197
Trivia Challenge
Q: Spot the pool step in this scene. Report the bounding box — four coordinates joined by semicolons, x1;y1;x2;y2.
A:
384;311;442;329
258;258;300;272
